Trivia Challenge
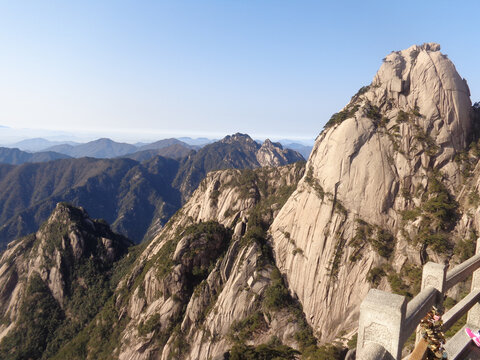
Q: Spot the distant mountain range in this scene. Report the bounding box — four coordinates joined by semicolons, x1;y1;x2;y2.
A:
44;138;138;158
280;142;312;159
0;147;71;165
8;137;80;152
0;136;310;164
122;144;195;162
0;133;304;249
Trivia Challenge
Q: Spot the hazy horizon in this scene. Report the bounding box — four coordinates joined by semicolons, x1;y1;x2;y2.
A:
0;126;316;147
1;1;479;141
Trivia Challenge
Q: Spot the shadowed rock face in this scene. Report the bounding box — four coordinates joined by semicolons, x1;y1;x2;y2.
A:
270;43;475;341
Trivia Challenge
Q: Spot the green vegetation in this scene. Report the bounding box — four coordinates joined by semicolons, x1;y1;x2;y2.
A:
367;262;421;298
400;172;459;257
348;219;395;261
130;221;231;298
367;267;386;287
397;110;410;123
51;297;130;360
305;167;325;200
263;269;290;311
210;188;221;207
347;333;358;350
385;263;422;299
333;200;348;216
371;229;395;258
0;206;135;360
328;234;347;280
137;313;161;336
349;219;373;262
468;190;480;206
352;85;370;98
229;312;267;343
454;230;477;262
365;104;382;122
401;208;421;221
324;105;360;128
0;274;64;360
387;272;412;298
229;340;300;360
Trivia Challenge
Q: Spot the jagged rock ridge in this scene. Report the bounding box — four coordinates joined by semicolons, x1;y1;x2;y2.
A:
0;203;132;359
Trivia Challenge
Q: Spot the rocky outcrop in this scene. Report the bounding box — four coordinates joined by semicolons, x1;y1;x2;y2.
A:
107;163;307;360
173;133;305;200
270;43;475;342
0;203;131;357
256;139;305;167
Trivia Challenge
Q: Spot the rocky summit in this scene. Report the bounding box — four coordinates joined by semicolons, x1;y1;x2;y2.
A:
271;42;477;341
1;43;480;359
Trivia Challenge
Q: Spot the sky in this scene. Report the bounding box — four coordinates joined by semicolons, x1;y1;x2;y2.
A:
0;0;479;142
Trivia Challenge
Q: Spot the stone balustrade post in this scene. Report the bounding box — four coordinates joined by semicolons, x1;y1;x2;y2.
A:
357;289;407;360
421;262;447;295
415;262;447;344
467;238;480;328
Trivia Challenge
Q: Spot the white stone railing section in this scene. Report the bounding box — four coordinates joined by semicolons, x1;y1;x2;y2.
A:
356;238;480;360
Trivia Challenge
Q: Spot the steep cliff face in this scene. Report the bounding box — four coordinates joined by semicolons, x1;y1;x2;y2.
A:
270;43;476;341
0;203;132;359
117;163;307;360
50;163;309;360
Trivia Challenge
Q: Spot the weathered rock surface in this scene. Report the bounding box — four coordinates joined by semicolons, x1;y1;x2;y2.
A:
113;163;306;360
270;43;475;341
256;139;305;167
173;133;305;200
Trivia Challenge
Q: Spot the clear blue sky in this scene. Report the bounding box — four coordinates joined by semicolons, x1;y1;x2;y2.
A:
0;0;479;141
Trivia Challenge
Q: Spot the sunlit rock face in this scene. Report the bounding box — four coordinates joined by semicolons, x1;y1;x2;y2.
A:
270;43;473;341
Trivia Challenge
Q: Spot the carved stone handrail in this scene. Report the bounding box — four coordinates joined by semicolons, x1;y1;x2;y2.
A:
445;253;480;290
356;238;480;360
442;289;480;330
403;286;438;343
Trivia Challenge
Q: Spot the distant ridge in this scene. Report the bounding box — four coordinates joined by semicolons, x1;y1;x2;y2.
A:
45;138;138;158
137;138;197;151
174;133;305;199
122;143;195;162
8;138;79;152
0;147;71;165
0;133;304;248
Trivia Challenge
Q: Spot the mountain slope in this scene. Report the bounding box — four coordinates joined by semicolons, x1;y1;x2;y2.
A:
50;163;326;360
0;203;133;359
174;133;305;200
0;147;71;165
269;42;476;342
46;138;138;158
0;134;304;250
137;138;197;152
8;138;79;152
0;156;181;249
122;143;195;162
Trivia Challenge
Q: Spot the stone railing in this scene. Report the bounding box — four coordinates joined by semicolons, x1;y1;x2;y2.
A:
356;238;480;360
